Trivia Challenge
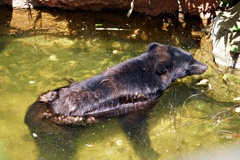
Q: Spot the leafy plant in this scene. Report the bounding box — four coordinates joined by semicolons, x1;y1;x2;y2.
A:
230;22;240;53
220;0;230;7
232;22;240;31
230;44;239;53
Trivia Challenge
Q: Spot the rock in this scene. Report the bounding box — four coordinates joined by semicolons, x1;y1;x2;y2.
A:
12;0;33;9
211;2;240;70
1;0;221;17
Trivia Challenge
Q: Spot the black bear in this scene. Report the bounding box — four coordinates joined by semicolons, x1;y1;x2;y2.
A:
37;42;208;125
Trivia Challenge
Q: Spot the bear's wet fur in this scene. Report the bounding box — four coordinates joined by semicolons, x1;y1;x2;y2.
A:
36;42;208;125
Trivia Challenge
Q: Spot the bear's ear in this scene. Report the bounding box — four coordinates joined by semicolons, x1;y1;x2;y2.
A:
147;42;160;52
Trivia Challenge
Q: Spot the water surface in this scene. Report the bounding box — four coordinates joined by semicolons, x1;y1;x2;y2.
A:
0;7;240;160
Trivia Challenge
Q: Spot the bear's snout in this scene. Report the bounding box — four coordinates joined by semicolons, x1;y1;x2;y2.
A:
189;60;208;75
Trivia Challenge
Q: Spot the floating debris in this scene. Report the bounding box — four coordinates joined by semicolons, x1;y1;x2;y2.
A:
49;55;58;61
196;79;212;90
95;28;129;31
115;139;123;146
234;107;240;113
29;80;35;84
233;97;240;101
95;23;103;27
196;79;208;85
32;133;37;138
85;143;93;147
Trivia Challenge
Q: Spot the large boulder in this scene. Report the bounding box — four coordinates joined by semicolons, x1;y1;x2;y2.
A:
1;0;221;16
211;2;240;69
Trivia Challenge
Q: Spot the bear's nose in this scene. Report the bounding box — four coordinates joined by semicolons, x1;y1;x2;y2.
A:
190;61;208;75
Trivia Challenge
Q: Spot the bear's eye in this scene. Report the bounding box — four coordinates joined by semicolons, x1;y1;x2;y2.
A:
156;68;167;75
156;63;171;75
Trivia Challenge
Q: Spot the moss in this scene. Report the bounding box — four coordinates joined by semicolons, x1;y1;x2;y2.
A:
194;36;240;102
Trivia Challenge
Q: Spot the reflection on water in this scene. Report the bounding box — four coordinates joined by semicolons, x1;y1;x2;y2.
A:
0;6;240;160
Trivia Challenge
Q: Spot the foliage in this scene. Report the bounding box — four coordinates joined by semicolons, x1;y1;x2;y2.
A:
230;44;239;53
220;0;240;53
230;22;240;53
220;0;230;7
232;24;240;32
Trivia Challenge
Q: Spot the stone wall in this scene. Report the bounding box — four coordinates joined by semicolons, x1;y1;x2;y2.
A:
1;0;221;16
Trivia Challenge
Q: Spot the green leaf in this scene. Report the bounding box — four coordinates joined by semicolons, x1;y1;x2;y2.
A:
233;26;240;32
220;0;229;5
95;24;103;27
230;45;239;53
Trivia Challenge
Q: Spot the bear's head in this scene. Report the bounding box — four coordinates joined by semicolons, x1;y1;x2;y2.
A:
147;42;208;83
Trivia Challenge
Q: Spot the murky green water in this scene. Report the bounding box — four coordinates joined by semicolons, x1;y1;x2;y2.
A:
0;7;240;160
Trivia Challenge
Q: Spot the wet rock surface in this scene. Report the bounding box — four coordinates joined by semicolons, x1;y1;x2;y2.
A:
194;36;240;102
2;0;221;16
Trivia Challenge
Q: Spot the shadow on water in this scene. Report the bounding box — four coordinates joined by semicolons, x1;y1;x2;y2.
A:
25;102;82;160
0;6;13;53
119;111;160;159
0;6;203;47
25;101;159;160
